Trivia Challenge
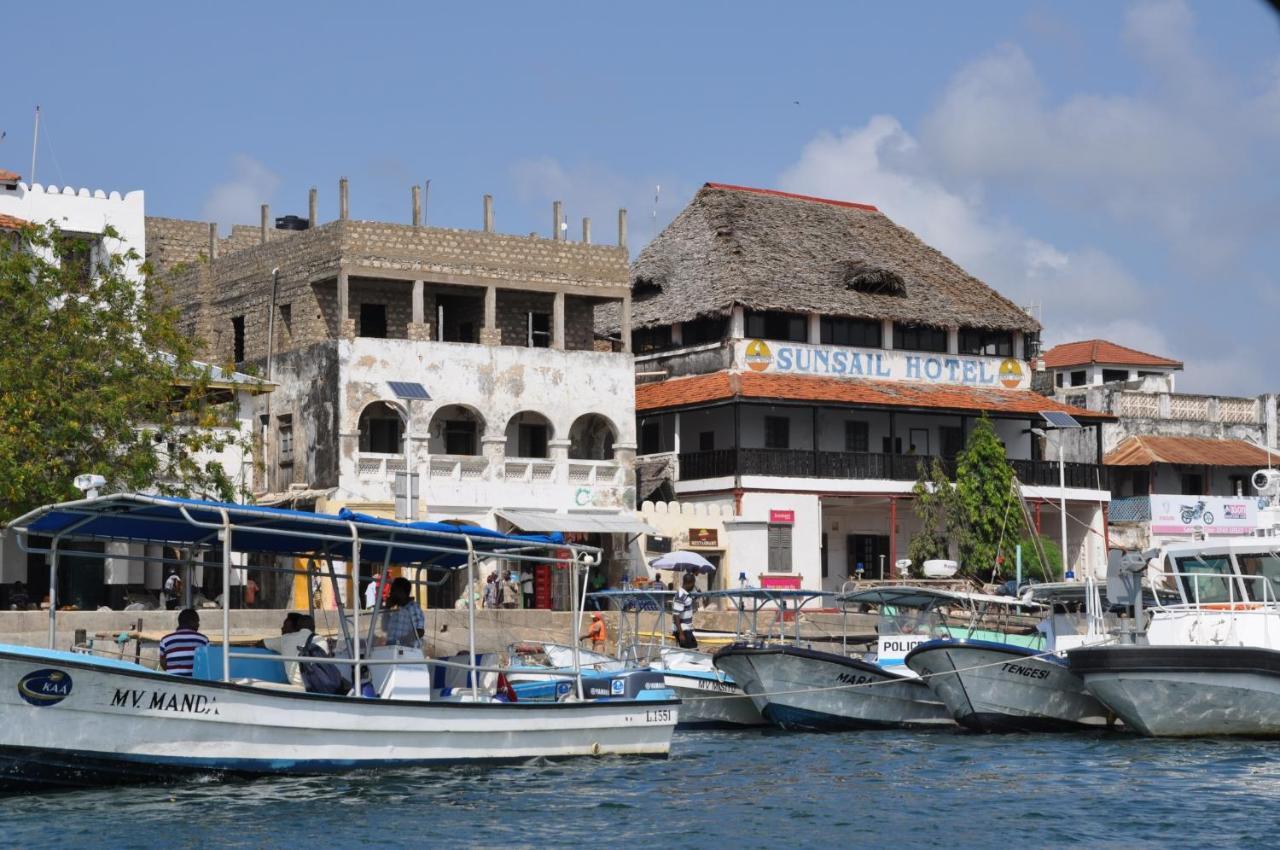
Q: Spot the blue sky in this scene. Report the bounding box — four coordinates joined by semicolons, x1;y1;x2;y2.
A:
4;1;1278;393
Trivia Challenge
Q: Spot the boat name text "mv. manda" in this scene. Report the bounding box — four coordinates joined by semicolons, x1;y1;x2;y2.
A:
110;688;221;715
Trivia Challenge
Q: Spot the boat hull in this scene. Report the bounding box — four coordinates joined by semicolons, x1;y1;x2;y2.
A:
713;644;952;731
1070;645;1280;737
661;671;765;727
906;640;1112;733
0;646;676;791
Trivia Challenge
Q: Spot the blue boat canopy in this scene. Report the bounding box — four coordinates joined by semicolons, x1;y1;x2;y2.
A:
11;493;565;569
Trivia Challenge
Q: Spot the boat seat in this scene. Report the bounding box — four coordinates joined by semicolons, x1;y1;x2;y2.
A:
432;652;499;695
191;645;290;684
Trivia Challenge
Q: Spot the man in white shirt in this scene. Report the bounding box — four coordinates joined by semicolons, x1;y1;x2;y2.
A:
262;612;317;687
520;569;534;609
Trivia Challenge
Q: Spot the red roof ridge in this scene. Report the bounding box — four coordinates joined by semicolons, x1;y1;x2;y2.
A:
703;182;878;212
1043;338;1182;369
0;168;21;182
0;213;29;230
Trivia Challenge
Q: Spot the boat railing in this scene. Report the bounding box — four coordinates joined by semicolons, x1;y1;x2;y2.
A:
1154;570;1280;612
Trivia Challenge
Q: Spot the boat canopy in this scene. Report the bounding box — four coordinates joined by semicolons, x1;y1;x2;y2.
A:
495;508;656;535
838;584;1045;612
10;493;564;569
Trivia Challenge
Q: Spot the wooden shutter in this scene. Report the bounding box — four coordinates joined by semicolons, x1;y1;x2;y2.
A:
767;524;792;572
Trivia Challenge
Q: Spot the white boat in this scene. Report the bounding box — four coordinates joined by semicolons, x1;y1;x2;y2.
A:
0;494;677;790
1069;537;1280;737
717;585;1046;731
904;582;1117;733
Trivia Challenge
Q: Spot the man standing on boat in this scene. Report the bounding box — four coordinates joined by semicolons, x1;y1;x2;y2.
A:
672;573;698;649
383;577;426;648
581;612;607;653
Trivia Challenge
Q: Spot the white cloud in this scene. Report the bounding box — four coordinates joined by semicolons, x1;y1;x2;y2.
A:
200;155;281;235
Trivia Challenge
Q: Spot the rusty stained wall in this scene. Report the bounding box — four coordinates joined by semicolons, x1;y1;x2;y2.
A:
257;342;342;492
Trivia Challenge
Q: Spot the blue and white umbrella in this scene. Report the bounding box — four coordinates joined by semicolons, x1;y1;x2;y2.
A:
649;550;716;574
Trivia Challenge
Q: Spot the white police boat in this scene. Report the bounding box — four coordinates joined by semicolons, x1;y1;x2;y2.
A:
0;494;677;790
904;582;1116;732
1069;537;1280;737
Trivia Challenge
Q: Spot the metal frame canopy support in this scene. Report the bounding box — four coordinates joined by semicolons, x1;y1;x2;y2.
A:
1037;411;1083;582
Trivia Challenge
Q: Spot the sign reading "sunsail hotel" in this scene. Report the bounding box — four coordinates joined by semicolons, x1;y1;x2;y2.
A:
733;339;1029;390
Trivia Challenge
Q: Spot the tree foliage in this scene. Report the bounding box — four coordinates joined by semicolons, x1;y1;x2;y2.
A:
0;222;245;521
908;457;953;572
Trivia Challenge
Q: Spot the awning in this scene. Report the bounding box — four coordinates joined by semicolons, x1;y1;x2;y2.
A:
495;509;657;535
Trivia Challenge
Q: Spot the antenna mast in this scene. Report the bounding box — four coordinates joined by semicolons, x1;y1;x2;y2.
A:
30;106;40;185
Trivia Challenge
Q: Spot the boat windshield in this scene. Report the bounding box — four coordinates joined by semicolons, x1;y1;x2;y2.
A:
1174;554;1236;605
1237;551;1280;602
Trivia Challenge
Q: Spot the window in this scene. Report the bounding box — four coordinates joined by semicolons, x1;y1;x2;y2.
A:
1130;469;1150;496
231;316;246;363
640;420;662;455
358;303;387;338
682;316;727;346
1238;553;1280;601
279;303;292;337
764;416;791;449
958;329;1013;357
821;317;882;347
745;310;808;343
844;421;869;453
699;431;715;451
1181;473;1204;496
821;533;829;579
1175;554;1235;605
893;323;948;353
767;524;792;572
632;325;672;353
940;426;964;458
437;297;480;343
882;435;903;454
908;428;930;456
517;422;549;458
359;402;404;453
277;415;294;464
445;420;478;456
1055;372;1064;388
1230;475;1246;496
528;312;551;348
54;233;94;285
1070;370;1087;387
1102;369;1130;383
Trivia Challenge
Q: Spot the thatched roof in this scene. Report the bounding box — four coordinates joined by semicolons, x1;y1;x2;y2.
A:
604;183;1040;334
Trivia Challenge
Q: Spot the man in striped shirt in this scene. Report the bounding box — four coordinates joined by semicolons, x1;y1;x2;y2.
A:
672;573;698;649
159;609;209;677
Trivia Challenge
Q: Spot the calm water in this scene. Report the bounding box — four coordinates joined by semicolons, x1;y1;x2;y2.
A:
5;729;1280;848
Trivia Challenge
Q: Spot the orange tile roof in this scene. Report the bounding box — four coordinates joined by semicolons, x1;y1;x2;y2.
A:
0;169;21;182
1105;435;1274;467
1043;339;1182;370
636;371;1112;421
0;213;28;230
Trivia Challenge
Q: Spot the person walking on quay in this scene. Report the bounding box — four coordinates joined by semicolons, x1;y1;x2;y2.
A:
672;573;698;650
502;571;519;609
163;569;183;611
159;609;209;676
581;612;607;654
483;573;500;609
520;568;534;609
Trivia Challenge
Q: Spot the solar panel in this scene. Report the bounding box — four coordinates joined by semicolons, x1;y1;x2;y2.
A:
388;381;431;400
1039;410;1081;429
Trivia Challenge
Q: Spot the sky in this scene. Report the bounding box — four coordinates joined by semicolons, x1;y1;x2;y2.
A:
3;1;1278;394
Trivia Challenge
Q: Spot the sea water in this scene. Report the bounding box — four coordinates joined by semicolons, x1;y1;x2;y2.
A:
6;729;1280;848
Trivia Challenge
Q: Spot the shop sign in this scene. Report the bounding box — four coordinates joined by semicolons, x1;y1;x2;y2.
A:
687;528;719;548
646;535;673;554
769;510;795;525
1149;494;1261;535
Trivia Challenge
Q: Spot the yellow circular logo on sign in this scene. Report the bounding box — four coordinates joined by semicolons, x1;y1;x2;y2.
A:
745;339;772;372
998;358;1024;389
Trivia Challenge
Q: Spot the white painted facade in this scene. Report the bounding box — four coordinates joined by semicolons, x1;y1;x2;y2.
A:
0;179;146;283
335;337;638;524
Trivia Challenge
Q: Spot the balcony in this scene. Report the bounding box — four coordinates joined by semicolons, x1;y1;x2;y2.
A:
675;448;1108;490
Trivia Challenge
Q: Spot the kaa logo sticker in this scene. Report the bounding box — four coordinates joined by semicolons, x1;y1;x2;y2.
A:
18;669;73;707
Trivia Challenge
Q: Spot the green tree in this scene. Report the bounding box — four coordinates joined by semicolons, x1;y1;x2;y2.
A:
1010;534;1062;583
0;222;245;521
908;457;953;573
951;416;1022;579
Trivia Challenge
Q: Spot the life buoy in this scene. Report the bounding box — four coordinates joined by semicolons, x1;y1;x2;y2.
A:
1201;602;1262;611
